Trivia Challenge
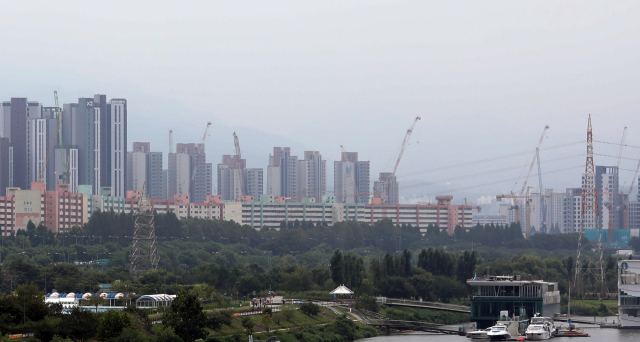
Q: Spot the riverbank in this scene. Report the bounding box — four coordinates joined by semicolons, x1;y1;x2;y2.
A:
562;299;618;316
199;307;380;342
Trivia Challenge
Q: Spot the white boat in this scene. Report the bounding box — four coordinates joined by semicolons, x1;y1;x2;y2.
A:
486;323;511;341
466;327;491;339
524;323;551;340
529;314;557;337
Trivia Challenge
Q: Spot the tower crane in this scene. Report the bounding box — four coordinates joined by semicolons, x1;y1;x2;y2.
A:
536;148;547;233
392;116;421;175
376;116;421;201
497;191;570;238
504;125;549;231
169;130;173;154
189;122;212;198
233;132;244;199
516;125;550;196
39;91;68;184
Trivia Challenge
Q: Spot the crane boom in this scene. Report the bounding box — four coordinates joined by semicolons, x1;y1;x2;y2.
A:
617;126;627;169
393;116;421;175
189;122;212;197
233;132;244;198
169;130;173;154
518;125;550;196
536;147;546;233
40;91;68;183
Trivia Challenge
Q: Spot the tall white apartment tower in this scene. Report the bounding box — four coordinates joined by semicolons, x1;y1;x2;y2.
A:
218;155;245;201
297;151;326;201
334;151;370;204
596;166;621;230
108;98;127;198
266;147;298;198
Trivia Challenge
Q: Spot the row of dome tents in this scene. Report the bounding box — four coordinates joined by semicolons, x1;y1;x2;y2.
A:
44;292;175;312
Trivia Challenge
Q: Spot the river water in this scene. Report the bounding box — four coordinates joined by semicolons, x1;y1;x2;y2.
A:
357;319;640;342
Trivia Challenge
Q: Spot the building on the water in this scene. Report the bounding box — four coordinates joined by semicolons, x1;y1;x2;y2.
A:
467;275;561;328
619;260;640;328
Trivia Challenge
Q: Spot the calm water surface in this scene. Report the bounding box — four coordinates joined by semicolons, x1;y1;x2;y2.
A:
358;323;640;342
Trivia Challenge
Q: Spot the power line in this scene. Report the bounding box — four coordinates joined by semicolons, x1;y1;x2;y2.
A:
394;140;583;178
397;154;583;191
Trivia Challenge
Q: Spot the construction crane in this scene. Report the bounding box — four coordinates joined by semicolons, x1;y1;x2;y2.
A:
516;125;550;196
393;116;421;175
169;130;173;154
496;190;570;238
39;91;68;183
233;132;244;198
189;122;212;198
536;148;547;233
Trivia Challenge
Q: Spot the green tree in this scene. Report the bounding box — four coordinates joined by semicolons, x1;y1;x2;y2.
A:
299;302;320;316
355;295;379;313
163;291;207;342
85;296;106;313
152;326;184;342
330;250;344;285
260;313;272;332
97;310;132;341
14;283;49;323
61;308;99;342
241;316;256;335
280;305;295;322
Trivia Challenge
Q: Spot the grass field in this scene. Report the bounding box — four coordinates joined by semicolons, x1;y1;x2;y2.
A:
562;299;617;316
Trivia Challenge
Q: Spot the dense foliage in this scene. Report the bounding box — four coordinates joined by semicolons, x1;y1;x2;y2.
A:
0;211;626;340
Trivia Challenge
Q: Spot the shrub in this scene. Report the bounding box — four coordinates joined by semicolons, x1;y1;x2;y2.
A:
299;302;320;316
355;295;378;313
97;310;132;341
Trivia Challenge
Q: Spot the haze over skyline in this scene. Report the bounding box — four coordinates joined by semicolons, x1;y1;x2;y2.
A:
1;1;639;202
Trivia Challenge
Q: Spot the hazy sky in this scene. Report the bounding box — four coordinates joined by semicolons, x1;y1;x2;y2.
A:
1;1;639;202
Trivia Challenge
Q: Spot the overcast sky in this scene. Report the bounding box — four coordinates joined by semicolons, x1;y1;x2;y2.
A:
1;1;639;203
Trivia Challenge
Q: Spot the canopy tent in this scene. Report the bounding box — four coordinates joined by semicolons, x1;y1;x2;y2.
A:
330;285;353;295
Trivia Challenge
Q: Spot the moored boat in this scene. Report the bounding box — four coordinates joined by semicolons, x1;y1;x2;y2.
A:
486;323;511;341
466;327;491;339
524;323;551;340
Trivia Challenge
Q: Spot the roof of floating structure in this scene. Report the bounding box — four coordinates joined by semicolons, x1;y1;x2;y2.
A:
136;294;176;302
330;285;353;295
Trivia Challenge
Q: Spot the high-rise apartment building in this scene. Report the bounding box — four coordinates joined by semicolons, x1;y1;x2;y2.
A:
218;154;265;201
373;172;399;204
61;95;127;196
161;169;169;200
266;148;325;200
0;138;10;195
169;143;212;203
596;166;622;230
126;142;163;199
334;151;370;204
218;155;245;201
0;99;45;191
108;98;127;198
244;168;264;200
267;147;298;197
297;151;326;201
562;188;583;233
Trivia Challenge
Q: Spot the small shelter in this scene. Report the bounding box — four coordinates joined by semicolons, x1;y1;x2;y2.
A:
330;285;354;300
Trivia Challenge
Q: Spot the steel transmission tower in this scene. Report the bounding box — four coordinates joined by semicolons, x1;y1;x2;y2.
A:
574;115;604;296
130;182;159;273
